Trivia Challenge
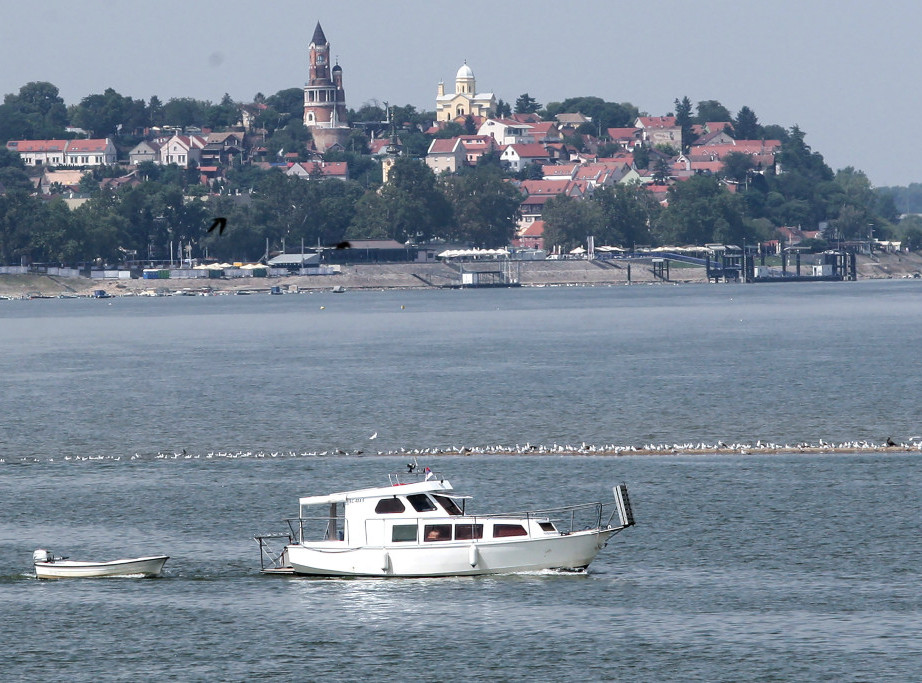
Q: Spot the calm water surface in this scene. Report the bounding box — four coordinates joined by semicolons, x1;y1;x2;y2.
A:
2;281;921;680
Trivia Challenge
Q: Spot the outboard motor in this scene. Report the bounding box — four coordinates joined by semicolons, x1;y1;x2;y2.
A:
33;549;52;564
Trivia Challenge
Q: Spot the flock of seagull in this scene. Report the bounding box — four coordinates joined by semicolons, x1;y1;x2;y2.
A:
3;438;920;464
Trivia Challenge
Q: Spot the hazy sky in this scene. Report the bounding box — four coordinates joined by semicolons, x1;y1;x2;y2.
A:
3;1;920;187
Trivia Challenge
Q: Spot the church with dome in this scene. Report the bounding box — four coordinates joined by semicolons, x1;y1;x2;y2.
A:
435;62;496;122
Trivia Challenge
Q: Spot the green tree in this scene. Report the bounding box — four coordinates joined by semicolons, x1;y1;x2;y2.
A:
592;183;659;247
673;96;695;149
162;98;210;128
494;99;512;118
69;88;148;137
721;151;755;184
206;93;239;129
543;97;638;130
657;174;747;245
541;194;604;252
633;143;650;169
148;95;164;127
0;81;68;140
348;157;451;242
442;165;522;247
898;215;922;250
266;88;304;120
514;93;541;115
695;100;732;124
733;106;760;140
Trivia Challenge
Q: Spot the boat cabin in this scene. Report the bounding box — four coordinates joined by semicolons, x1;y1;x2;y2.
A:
291;478;561;548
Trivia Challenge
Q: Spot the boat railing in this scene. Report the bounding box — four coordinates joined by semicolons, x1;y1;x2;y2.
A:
283;515;347;543
253;533;292;570
388;467;443;486
472;501;622;534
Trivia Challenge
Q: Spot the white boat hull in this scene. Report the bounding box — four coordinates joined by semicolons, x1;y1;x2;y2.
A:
34;555;169;579
286;528;617;577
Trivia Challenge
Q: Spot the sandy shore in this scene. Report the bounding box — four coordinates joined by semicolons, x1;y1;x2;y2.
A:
2;252;921;298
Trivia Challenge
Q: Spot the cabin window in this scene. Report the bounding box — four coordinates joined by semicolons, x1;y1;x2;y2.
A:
539;522;557;533
454;524;483;540
424;524;452;542
407;494;437;512
493;524;528;538
392;524;417;542
375;497;406;514
433;495;463;515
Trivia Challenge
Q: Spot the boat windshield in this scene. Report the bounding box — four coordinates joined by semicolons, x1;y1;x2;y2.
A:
406;494;437;512
432;494;463;515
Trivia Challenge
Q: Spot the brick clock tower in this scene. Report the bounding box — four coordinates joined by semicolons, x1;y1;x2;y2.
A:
303;22;350;153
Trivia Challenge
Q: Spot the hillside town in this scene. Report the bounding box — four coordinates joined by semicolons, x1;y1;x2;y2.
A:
1;21;918;293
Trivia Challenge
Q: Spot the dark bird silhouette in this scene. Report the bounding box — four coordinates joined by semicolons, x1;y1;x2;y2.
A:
886;436;896;447
207;217;227;235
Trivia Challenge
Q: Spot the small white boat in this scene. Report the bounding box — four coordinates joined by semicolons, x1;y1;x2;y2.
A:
32;549;169;579
256;466;635;577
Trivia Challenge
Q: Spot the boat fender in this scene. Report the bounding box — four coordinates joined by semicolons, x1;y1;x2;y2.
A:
382;550;391;573
468;544;479;568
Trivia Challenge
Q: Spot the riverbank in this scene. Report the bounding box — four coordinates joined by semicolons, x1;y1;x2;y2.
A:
2;252;920;298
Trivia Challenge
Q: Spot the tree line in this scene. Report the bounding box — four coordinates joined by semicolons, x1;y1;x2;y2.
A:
1;80;919;265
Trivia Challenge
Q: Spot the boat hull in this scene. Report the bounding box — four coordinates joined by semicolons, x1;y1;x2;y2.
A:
34;555;169;579
286;528;617;577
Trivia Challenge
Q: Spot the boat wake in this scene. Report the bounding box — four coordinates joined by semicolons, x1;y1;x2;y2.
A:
2;438;919;465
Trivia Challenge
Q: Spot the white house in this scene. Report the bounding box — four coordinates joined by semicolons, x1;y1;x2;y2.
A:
500;143;553;173
158;134;206;167
6;138;116;167
478;118;534;145
128;140;161;165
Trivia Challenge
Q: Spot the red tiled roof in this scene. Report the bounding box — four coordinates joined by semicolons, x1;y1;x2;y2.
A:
636;116;677;129
520;220;545;237
7;139;69;152
506;143;550;158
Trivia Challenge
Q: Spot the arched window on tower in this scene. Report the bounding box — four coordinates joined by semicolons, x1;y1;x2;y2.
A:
456;106;466;117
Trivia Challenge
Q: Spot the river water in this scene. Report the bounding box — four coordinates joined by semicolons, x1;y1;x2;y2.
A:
1;281;921;680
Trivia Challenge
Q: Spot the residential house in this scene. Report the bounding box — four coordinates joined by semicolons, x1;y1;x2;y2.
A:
478;118;536;145
6;140;68;166
694;128;735;146
635;116;681;150
425;138;465;174
607;127;642;151
200;132;245;167
7;138;116;167
513;220;545;250
39;169;87;195
501;143;553;173
555;112;591;130
527;122;562;143
128;140;161;165
542;164;578;181
285;161;349;181
63;138;118;166
100;170;142;192
158;134;206;167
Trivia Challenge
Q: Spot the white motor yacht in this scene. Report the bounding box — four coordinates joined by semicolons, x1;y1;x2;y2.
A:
256;466;634;577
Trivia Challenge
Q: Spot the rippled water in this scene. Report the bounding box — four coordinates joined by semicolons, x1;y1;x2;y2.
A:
2;282;922;680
